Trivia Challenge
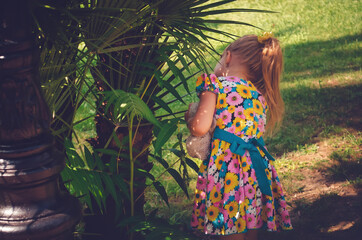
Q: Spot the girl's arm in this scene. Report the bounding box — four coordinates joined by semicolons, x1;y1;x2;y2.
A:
187;91;217;136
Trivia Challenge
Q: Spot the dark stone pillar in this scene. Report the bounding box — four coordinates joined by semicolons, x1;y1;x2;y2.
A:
0;1;81;239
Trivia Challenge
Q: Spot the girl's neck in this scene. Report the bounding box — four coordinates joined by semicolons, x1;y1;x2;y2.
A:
222;64;249;80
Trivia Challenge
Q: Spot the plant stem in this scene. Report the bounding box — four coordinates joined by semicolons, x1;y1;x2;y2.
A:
128;116;135;217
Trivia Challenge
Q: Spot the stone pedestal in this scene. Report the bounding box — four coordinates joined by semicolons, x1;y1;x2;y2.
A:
0;1;81;239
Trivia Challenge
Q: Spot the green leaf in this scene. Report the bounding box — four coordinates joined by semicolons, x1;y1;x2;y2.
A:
113;174;130;200
102;174;118;202
167;168;189;198
153;119;179;154
103;90;161;128
149;154;169;169
158;80;186;105
185;157;200;173
84;145;93;169
153;181;169;207
151;95;174;115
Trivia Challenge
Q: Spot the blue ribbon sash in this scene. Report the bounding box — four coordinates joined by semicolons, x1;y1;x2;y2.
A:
213;128;275;196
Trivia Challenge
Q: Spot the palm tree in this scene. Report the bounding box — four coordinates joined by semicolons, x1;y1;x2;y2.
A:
32;0;270;239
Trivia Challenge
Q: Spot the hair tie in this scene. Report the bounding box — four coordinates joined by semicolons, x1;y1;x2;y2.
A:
257;32;273;44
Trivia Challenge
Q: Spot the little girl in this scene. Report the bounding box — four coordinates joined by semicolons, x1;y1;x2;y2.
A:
187;33;293;240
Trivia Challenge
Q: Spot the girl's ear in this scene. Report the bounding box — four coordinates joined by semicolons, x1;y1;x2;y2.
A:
225;50;232;66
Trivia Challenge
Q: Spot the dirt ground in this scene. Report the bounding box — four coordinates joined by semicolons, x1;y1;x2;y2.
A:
260;129;361;240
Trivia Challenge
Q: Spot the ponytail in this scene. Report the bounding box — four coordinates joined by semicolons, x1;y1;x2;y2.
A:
226;35;284;135
261;38;284;134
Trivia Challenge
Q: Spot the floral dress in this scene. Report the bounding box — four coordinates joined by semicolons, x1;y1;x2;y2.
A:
190;74;292;235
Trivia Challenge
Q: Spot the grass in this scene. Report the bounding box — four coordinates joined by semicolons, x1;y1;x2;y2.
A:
72;0;362;238
144;0;362;233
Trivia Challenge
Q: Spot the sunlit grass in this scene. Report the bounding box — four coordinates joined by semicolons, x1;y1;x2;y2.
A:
144;0;362;226
72;0;362;231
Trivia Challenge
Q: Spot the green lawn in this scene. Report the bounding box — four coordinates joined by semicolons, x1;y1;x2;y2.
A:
72;0;361;238
144;0;362;238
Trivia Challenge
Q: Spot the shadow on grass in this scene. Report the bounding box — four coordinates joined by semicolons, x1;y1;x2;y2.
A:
322;149;362;187
260;193;362;240
283;33;361;81
266;83;362;156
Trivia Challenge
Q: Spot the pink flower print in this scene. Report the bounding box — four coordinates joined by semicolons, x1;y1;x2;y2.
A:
250;169;257;182
281;209;291;223
256;215;263;228
219;109;232;124
243;171;249;183
228;158;240;174
210;74;217;83
227;219;234;229
226;125;236;134
223;191;231;201
207;175;214;192
258;118;265;133
279;199;287;208
197;176;207;190
226;92;243;106
224;149;233;162
259;96;267;109
243;172;249;184
267;220;276;230
246;156;252;166
225;76;240;82
245;184;255;199
266;202;274;218
246;213;256;228
191;215;198;227
200;204;206;216
271;166;278;177
235;106;245;119
223;86;232;94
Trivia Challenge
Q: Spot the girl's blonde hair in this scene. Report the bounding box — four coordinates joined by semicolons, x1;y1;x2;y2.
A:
226;35;284;135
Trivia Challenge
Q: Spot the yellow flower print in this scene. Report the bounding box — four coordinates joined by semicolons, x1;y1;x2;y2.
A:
195;189;203;203
252;99;263;115
272;181;281;197
206;205;220;222
241;157;250;172
247;81;257;91
217;80;223;89
257;131;263;139
199;162;207;173
216;93;227;109
248;176;255;185
242;198;250;210
235;217;246;232
216;118;225;129
236;84;252;99
225;201;238;218
261;207;268;221
244;108;255;121
224;172;238;193
215;155;224;170
234;117;246;133
197;218;205;230
228;105;235;114
211;139;220;155
196;75;204;87
195;209;200;216
210;186;222;203
246;122;257;136
265;169;271;179
256;146;266;157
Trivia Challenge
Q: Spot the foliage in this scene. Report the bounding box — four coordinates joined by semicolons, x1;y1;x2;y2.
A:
32;0;270;239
